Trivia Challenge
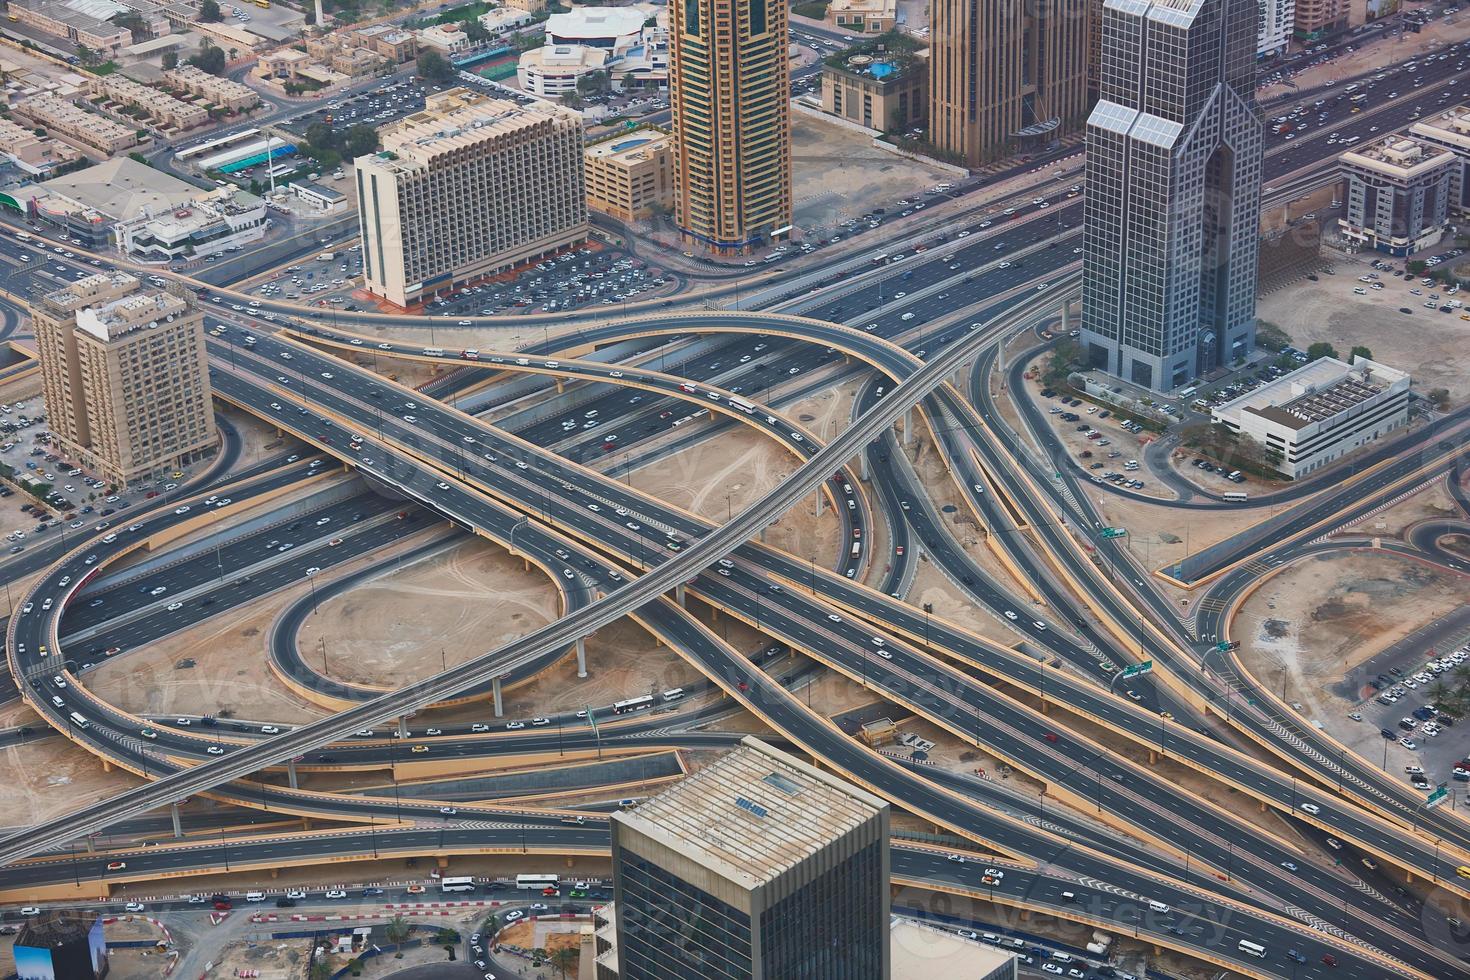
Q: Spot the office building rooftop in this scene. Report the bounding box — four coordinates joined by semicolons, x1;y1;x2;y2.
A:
1214;356;1409;431
373;87;580;169
617;736;887;888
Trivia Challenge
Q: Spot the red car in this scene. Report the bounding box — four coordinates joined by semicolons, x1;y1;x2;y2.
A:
106;861;126;871
1321;954;1337;967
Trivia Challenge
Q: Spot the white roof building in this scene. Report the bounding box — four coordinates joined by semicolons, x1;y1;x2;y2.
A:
546;6;647;56
1211;356;1411;478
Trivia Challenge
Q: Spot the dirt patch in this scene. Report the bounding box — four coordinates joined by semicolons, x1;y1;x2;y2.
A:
296;538;560;689
1234;551;1466;713
625;423;841;566
0;727;143;824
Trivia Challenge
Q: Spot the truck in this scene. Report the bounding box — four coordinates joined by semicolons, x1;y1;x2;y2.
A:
318;252;335;261
1085;931;1114;955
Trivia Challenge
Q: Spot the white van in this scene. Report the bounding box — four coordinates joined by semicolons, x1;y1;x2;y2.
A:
245;891;266;902
1147;900;1170;914
69;711;89;729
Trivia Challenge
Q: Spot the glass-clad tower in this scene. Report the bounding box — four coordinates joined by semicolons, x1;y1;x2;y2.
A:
1080;0;1263;392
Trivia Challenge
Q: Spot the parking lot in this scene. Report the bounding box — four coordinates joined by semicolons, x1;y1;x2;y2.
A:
0;399;173;559
1357;642;1470;792
279;79;428;140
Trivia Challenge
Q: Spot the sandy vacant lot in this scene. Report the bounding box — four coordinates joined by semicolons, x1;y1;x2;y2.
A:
0;734;141;825
626;423;841;565
1234;551;1465;711
789;112;955;233
1255;255;1470;405
296;538;561;689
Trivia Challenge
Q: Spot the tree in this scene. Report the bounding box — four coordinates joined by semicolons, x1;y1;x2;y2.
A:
416;49;454;81
1255;320;1291;352
550;947;578;979
385;915;412;957
76;45;95;65
161;51;178;69
462;17;489;42
1305;341;1338;362
1348;344;1373;362
1042;338;1081;387
307;960;332;980
345;124;378;159
200;0;222;20
576;69;610;96
187;41;227;75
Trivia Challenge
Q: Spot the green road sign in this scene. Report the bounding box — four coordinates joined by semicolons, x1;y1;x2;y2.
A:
1428;786;1449;809
1099;527;1128;539
1121;661;1154;680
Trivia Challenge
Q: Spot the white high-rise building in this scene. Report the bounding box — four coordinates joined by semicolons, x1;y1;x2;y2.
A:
1259;0;1294;57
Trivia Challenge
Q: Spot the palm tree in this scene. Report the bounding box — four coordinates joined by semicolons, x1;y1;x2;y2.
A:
1429;681;1453;706
551;946;578;979
385;915;412;957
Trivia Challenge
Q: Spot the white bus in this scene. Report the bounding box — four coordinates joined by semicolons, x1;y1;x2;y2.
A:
661;688;685;702
1222;491;1249;502
850;542;861;558
1236;940;1266;958
612;695;654;714
516;874;560;891
728;396;757;415
440;876;477;893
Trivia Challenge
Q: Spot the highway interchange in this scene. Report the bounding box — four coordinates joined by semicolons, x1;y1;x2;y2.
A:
0;37;1469;980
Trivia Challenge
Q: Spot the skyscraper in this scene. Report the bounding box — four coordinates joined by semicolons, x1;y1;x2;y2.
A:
669;0;793;253
32;272;216;488
929;0;1090;167
609;737;890;978
1080;0;1263;392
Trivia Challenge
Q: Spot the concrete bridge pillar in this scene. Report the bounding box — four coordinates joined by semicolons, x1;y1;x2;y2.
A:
902;409;914;446
1060;300;1072;335
287;758;299;790
171;803;183;839
575;636;588;678
397;716;409;739
675;583;686;607
101;759;112;774
555;378;565;394
492;676;504;717
860;452;871;482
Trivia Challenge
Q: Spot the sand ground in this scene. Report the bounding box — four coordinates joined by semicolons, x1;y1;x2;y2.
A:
0;732;142;824
295;538;560;690
1234;551;1465;724
1255;251;1470;406
788;112;956;235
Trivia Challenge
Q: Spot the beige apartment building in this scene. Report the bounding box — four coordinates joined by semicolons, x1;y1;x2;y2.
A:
827;0;897;33
87;74;209;130
354;88;588;309
585;131;673;221
0;117;82;177
15;95;139;155
929;0;1089;165
9;0;131;58
32;273;216;488
163;65;261;112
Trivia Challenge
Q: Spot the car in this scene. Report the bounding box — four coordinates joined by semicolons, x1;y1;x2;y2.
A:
1298;802;1319;815
19;907;41;916
106;861;126;871
439;806;458;815
411;744;429;753
325;889;347;899
506;721;526;730
1280;861;1298;871
362;887;385;897
285;890;307;899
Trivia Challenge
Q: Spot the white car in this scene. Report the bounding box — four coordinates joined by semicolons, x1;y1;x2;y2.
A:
324;889;347;899
206;745;224;755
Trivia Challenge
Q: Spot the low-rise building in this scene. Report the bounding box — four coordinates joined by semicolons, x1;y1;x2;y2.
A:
479;7;535;34
416;22;471;54
827;0;898;33
32;156;199;248
585;131;671;221
518;44;609;98
1211;356;1411;479
9;0;131;58
546;7;647;57
0;117;83;177
353;24;418;62
822;46;927;133
503;0;546;11
113;187;267;261
87;73;209;130
163;64;260;111
1338;134;1456;256
289;180;346;213
14;94;139;156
